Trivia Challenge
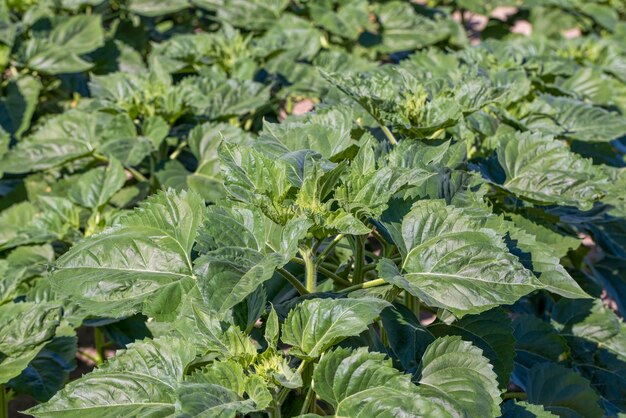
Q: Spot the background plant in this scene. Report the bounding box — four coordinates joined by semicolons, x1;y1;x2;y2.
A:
1;0;626;417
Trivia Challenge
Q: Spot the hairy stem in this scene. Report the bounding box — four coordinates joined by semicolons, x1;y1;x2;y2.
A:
299;248;317;293
292;258;351;287
277;268;309;295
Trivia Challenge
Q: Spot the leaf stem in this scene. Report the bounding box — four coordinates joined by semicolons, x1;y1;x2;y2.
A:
340;278;386;293
316;234;344;266
169;140;188;160
502;391;528;400
1;385;9;418
94;327;107;365
352;235;366;285
299;248;317;293
380;125;398;145
126;166;148;183
277;268;309;295
299;385;314;415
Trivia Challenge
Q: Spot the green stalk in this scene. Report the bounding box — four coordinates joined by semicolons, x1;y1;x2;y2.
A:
352;236;366;285
292;258;351;287
316;234;344;266
299;385;314;415
502;392;528;401
277;268;309;295
126;166;148;183
169;140;188;160
94;327;106;365
1;385;9;418
380;125;398;145
340;278;386;293
299;248;317;293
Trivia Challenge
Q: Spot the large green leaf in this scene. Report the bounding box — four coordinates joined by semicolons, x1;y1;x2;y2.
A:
417;336;501;418
28;337;196;418
313;347;450;417
281;298;389;359
0;110;103;173
194;203;310;315
51;190;205;319
49;15;104;54
521;95;626;142
495;132;609;210
379;200;537;317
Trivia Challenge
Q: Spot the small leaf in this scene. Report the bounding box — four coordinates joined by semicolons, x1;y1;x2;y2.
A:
69;158;126;209
281;298;389;359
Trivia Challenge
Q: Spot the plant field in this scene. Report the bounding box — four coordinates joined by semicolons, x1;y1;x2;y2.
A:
1;1;626;417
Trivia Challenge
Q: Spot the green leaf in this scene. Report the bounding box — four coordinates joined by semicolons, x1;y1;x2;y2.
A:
313;347;449;417
177;374;271;418
379;304;435;372
525;363;604;418
194;204;311;315
264;306;279;348
8;333;77;402
521;95;626;142
501;401;559;417
69;158;126;209
257;108;355;160
495;132;609;210
0;110;110;174
417;336;501;418
51;190;205;319
28;337;196;418
22;40;94;74
0;302;61;384
0;75;41;138
49;15;104;54
512;316;569;371
281;298;390;359
129;0;189;16
379;200;537;317
429;308;515;389
192;304;257;364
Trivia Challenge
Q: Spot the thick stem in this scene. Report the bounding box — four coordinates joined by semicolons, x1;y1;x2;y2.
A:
292;258;351;287
269;398;282;418
277;268;309;295
1;385;9;418
340;278;386;293
299;248;317;293
94;327;106;365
